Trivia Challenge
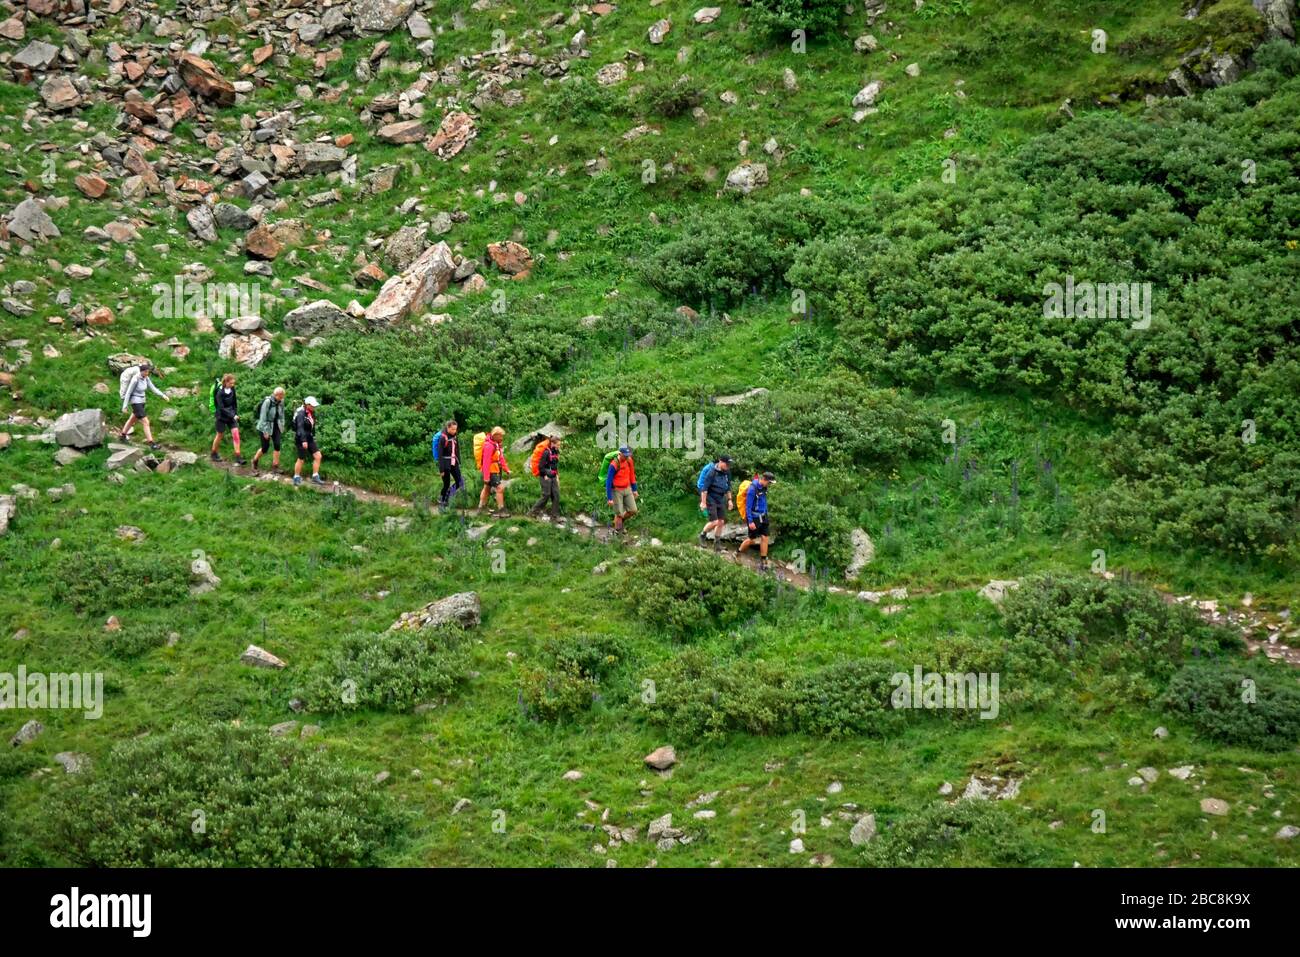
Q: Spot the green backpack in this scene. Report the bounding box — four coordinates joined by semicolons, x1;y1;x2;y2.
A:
206;377;220;413
597;449;620;480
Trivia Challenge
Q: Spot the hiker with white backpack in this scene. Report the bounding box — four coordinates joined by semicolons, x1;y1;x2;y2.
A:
251;387;286;474
117;360;168;449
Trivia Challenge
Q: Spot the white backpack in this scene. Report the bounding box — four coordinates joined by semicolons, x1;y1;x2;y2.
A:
118;365;142;411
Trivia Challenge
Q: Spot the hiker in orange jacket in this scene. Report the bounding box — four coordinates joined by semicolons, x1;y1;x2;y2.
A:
478;426;510;515
606;445;638;533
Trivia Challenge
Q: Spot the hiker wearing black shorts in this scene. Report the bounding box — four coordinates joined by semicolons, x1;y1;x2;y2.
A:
737;471;775;570
292;396;324;486
210;373;245;465
251;387;286;474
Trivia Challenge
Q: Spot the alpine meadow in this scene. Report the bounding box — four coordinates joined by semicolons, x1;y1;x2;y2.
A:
2;0;1300;882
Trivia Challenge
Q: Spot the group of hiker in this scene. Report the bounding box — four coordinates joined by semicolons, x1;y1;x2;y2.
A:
115;362;325;486
430;421;776;568
113;360;776;566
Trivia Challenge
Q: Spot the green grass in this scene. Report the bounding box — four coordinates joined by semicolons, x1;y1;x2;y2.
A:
1;0;1297;867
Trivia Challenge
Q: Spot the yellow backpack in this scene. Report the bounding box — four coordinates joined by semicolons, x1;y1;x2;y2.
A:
473;432;487;470
736;479;752;520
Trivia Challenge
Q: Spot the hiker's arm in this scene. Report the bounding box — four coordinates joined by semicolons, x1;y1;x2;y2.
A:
148;378;168;399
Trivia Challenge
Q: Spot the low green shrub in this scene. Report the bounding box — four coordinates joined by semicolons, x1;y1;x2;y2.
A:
43;722;404;866
860;800;1043;867
749;0;844;37
298;627;471;714
640;649;794;739
624;545;770;636
52;550;189;615
101;623;169;659
1162;663;1300;751
791;660;906;737
520;634;629;721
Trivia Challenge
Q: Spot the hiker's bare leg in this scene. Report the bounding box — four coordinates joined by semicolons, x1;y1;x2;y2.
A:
478;485;489;509
120;413;137;438
294;457;303;478
312;451;322;477
140;417;154;443
231;428;241;457
211;432;222;454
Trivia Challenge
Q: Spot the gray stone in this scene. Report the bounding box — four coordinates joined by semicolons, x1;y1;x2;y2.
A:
0;495;14;536
724;162;768;195
354;0;416;33
845;528;874;579
283;299;355;337
106;447;143;471
213;203;256;230
10;719;42;746
13;40;59;71
241;644;286;669
979;579;1021;603
186;205;218;242
389;592;481;631
849;813;877;845
1200;797;1230;816
645;745;676;770
53;408;106;449
300;142;348;175
6;198;60;242
54;752;90;774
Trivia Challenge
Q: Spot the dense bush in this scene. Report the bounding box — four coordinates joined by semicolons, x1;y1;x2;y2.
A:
766;483;855;573
43;722;403;866
860;800;1043;867
640;649;795;739
787;54;1300;555
641;194;857;308
791;660;907;737
298;627;471;714
749;0;845;37
520;634;629;721
624;545;770;636
1000;574;1241;680
636;74;705;118
1162;663;1300;751
101;623;169;659
53;550;189;615
642;651;916;740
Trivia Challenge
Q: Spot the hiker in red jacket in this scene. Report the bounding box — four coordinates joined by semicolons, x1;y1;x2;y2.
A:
478;426;510;516
606;445;638;533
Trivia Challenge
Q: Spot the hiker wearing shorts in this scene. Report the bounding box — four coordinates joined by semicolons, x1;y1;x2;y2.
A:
477;426;509;515
251;387;286;474
698;456;733;550
606;445;638;534
737;471;775;570
119;361;168;450
210;373;245;466
292;396;324;486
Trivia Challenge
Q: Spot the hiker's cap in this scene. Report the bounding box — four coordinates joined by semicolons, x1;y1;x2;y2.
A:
763;471;776;481
618;445;631;455
719;456;732;464
304;395;319;407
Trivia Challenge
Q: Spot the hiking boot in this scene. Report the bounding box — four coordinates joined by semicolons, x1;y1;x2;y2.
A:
293;475;303;486
251;460;260;474
758;559;771;572
210;452;221;462
148;442;161;451
311;474;325;486
698;531;709;544
234;456;246;466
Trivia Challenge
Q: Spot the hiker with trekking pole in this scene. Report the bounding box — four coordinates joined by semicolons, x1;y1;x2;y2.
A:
475;426;510;516
527;433;562;520
605;445;638;534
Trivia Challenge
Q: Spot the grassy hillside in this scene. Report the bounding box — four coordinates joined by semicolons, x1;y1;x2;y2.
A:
1;0;1298;867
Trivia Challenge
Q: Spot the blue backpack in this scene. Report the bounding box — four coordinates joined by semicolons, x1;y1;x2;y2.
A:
696;462;716;491
431;431;442;465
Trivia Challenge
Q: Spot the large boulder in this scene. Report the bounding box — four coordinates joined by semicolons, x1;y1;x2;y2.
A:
354;0;416;32
178;53;235;105
53;409;106;449
486;241;533;277
511;422;570;453
844;528;874;579
13;39;59;70
106;353;147;374
724;162;768;195
365;241;455;326
106;447;143;471
425;111;477;160
0;495;14;536
389;592;481;632
1254;0;1296;40
300;142;348;175
218;333;272;368
5;197;60;242
283;299;357;337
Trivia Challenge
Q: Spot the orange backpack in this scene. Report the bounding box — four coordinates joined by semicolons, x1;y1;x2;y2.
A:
529;438;551;477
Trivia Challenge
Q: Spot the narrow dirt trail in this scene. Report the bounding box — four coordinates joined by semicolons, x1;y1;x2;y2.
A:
176;447;1300;665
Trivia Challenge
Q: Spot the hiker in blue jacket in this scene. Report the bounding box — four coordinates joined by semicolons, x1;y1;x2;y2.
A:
737;471;775;570
697;455;733;550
